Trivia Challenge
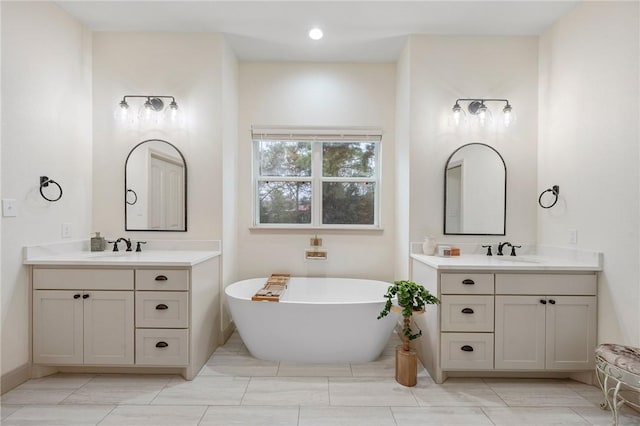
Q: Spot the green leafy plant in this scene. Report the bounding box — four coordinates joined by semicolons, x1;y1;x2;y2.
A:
377;280;440;343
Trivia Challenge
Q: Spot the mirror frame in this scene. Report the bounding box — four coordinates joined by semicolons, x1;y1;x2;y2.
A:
443;142;506;236
124;139;188;232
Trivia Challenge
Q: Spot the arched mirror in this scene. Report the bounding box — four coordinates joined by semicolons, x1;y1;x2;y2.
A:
125;139;187;231
444;143;506;235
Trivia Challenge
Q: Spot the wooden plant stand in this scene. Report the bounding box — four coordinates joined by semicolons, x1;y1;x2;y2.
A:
392;309;424;387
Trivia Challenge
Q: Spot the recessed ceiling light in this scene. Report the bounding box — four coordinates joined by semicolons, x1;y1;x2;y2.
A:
308;27;323;40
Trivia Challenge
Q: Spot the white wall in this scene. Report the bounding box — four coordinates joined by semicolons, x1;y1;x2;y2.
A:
237;63;396;281
1;2;92;376
92;32;228;241
406;36;539;252
538;1;640;345
394;43;412;279
221;41;239;332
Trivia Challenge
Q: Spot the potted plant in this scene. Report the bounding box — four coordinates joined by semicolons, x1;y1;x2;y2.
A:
377;280;439;386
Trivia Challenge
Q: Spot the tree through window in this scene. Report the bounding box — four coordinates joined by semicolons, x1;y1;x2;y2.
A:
252;128;381;228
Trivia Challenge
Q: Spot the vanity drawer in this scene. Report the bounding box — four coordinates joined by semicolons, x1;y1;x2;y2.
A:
495;274;597;295
441;295;494;332
135;329;189;366
136;270;189;291
33;268;134;290
441;273;494;294
441;333;494;370
136;292;189;328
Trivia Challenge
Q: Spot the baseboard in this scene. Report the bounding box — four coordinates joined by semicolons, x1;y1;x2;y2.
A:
1;363;30;395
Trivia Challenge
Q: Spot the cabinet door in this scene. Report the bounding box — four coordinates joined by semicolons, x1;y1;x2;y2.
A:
83;291;134;365
33;290;83;364
545;296;597;370
495;295;546;370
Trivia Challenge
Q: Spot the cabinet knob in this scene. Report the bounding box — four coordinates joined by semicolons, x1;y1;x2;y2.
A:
548;299;556;305
73;294;81;299
155;341;169;348
461;279;475;285
540;299;547;304
82;294;90;299
461;308;474;314
155;304;169;310
155;275;168;281
460;345;474;352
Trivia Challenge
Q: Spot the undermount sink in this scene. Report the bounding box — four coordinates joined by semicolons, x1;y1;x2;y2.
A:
493;256;541;264
86;251;136;258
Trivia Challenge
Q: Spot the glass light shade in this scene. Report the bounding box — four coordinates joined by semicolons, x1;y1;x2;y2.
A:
114;100;131;125
450;104;466;127
164;103;185;128
138;101;163;127
502;105;516;127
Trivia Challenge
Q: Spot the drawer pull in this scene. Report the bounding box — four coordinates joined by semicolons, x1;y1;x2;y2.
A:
82;294;90;299
460;345;474;352
155;303;169;310
73;294;81;299
461;279;475;285
155;341;169;348
540;299;547;305
461;307;474;314
155;275;168;281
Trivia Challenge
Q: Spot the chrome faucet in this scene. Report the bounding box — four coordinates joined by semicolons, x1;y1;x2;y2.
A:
497;242;512;256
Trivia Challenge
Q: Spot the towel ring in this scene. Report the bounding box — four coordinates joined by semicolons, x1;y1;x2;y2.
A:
39;176;63;202
538;185;559;209
126;189;138;205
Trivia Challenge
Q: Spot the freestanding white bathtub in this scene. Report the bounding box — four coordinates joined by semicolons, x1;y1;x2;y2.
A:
225;277;399;363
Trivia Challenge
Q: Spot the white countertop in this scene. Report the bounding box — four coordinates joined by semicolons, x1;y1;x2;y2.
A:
23;240;221;267
410;253;602;272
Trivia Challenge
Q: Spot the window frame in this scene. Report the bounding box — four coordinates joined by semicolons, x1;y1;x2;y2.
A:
251;127;382;230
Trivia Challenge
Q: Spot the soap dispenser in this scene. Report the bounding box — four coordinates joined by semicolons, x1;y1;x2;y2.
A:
90;232;107;252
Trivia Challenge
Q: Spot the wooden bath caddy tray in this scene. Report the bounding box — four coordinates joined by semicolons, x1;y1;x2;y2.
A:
251;274;290;302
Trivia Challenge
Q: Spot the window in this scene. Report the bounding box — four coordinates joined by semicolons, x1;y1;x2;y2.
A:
252;127;382;229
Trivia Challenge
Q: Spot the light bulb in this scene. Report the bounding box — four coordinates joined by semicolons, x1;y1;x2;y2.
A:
308;28;323;40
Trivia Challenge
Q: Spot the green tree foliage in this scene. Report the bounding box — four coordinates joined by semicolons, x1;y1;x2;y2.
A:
256;140;377;225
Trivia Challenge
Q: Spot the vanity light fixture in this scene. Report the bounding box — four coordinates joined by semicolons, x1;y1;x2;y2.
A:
451;98;515;128
115;95;181;127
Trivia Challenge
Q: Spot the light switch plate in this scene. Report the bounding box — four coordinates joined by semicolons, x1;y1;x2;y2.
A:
568;229;578;244
2;199;17;217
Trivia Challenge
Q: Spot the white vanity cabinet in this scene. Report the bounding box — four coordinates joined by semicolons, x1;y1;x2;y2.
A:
494;274;597;371
410;255;600;384
134;269;190;366
29;251;221;380
33;269;135;365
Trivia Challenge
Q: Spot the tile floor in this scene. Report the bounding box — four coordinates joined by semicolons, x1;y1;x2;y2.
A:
2;332;639;425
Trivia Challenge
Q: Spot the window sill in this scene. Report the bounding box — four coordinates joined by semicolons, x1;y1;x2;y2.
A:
249;226;384;234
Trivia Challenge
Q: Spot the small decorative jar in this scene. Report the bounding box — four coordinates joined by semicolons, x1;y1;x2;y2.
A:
422;236;437;255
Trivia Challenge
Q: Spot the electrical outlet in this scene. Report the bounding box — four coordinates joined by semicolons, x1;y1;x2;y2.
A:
568;229;578;244
61;223;72;238
2;199;17;217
